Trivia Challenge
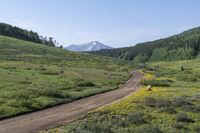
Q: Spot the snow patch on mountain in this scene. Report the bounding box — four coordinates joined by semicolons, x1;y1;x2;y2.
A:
65;41;113;52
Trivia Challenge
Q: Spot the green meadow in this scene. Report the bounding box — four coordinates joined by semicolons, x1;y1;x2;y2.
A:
50;59;200;133
0;35;130;119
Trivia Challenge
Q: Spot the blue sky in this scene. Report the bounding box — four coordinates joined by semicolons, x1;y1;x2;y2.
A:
0;0;200;47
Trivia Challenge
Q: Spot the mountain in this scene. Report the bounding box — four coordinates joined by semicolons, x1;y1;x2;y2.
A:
91;26;200;62
65;41;113;52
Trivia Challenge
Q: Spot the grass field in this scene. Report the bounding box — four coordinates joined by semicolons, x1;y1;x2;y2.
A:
0;35;130;119
48;59;200;133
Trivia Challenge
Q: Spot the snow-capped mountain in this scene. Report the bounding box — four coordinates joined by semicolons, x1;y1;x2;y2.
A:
65;41;113;52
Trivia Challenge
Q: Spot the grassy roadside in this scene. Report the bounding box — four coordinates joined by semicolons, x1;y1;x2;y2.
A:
46;59;200;133
0;35;130;119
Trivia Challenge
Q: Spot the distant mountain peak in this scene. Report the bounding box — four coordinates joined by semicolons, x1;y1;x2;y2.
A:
91;41;97;45
65;41;113;52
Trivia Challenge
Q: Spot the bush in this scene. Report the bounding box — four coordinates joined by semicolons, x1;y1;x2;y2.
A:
160;107;177;114
176;74;198;82
133;125;163;133
77;120;112;133
127;112;148;125
173;123;187;130
194;126;200;133
78;81;95;87
41;69;61;75
141;79;171;87
157;99;172;108
145;97;157;107
181;66;184;71
193;105;200;113
18;79;32;84
0;98;5;104
176;113;194;123
173;97;192;107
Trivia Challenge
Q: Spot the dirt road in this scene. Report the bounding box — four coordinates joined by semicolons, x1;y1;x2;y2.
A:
0;70;143;133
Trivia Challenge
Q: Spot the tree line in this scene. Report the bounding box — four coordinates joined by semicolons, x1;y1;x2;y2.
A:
0;23;58;47
91;26;200;63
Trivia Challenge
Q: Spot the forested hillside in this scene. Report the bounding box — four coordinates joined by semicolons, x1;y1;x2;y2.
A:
0;23;57;47
92;27;200;63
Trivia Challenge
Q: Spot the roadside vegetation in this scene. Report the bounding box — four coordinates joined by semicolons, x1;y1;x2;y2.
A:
0;35;130;119
47;59;200;133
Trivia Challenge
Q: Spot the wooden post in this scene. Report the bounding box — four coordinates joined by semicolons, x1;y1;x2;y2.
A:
147;85;152;91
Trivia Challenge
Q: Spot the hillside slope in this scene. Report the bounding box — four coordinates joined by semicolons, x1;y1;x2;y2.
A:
0;23;57;47
92;27;200;62
0;35;130;119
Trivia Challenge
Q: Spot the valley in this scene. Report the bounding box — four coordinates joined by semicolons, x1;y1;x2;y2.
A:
47;59;200;133
0;6;200;132
0;71;143;133
0;35;130;120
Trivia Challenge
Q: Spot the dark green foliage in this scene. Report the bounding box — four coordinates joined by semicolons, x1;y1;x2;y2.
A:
41;70;62;75
173;123;188;130
145;97;157;107
0;23;57;47
133;125;163;133
173;97;200;113
176;74;198;82
176;113;194;123
91;27;200;62
157;99;172;108
141;79;171;87
77;81;95;87
159;107;177;114
173;97;192;107
181;66;184;71
127;112;148;125
194;126;200;132
145;97;177;114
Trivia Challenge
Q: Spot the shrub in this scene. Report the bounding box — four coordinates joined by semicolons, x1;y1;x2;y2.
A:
78;120;112;133
133;125;163;133
157;99;172;108
41;69;61;75
193;105;200;113
145;97;157;107
0;98;5;104
127;112;148;125
141;79;171;87
176;74;198;82
74;88;84;92
181;66;184;71
194;126;200;133
173;97;192;107
1;65;16;69
160;107;177;114
173;123;187;130
18;79;32;84
59;91;72;99
78;81;95;87
176;113;194;123
118;119;128;127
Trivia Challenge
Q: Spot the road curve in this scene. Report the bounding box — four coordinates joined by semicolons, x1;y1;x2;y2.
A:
0;70;143;133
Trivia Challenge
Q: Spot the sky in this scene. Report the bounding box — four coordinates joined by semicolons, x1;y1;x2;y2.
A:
0;0;200;48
